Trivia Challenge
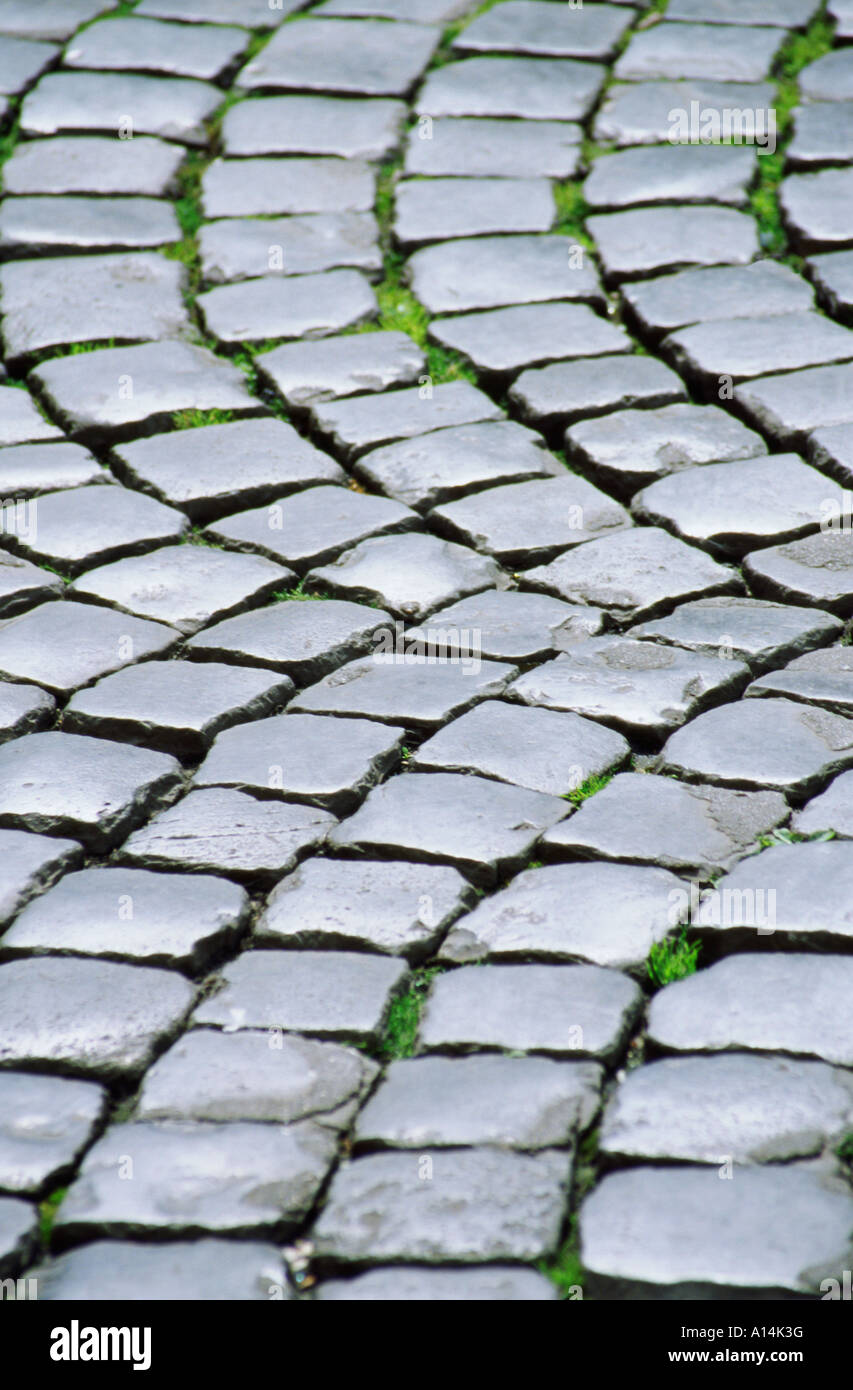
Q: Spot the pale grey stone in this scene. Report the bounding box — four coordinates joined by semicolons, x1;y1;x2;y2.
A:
735;363;853;448
0;555;63;619
455;1;632;60
510;354;686;430
630;596;842;673
315;0;473;18
0;830;82;928
0;36;57;95
0;0;119;41
222;94;405;159
749;646;853;717
799;47;853;102
405;589;606;663
0;1072;104;1196
787;104;853;170
408;235;604;315
0;442;104;497
136;0;298;21
404;117;582;179
63;16;248;81
667;0;819;23
0;601;179;698
0;193;181;255
781;167;853;252
664;312;853;391
808;252;853;326
237;18;439;97
794;768;853;836
2;483;187;577
309;380;503;460
417;56;605;121
744;530;853;616
200;212;382;283
198;270;377;346
201;156;375;218
316;1267;558;1301
0;681;54;743
256;332;423;409
615;22;782;83
622;261;814;339
306;532;508;620
394;176;555;245
588;205;760;283
585;142;755;210
35;1239;289;1301
0;1196;37;1276
291;655;515;731
186;598;392;684
20;71;221;145
1;135;184;196
429;302;631;376
697;840;853;952
594;78;776;147
0;386;62;445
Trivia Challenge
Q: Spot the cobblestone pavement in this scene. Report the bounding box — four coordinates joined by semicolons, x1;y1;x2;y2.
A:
0;0;852;1304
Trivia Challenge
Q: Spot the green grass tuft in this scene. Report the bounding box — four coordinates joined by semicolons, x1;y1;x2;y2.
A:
379;968;442;1060
565;772;613;805
172;408;235;429
647;928;701;988
39;1187;68;1245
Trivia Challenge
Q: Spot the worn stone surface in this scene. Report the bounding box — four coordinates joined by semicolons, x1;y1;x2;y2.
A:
430;302;631;377
664;312;853;392
800;48;853;102
185;598;392;684
744;530;853;617
615;22;781;84
136;0;298;21
201;157;375;220
0;442;104;497
198;270;377;347
794;768;853;836
788;103;853;170
34;1239;289;1302
394;177;555;246
0;830;81;929
356;1055;602;1150
257;333;424;410
0;386;62;445
316;1267;558;1301
20;71;221;145
747;645;853;717
0;555;63;618
0;196;179;255
735;363;853;448
63;16;248;82
222;94;405;160
630;595;842;673
306;532;507;620
404;117;582;179
439;861;685;974
697;840;853;952
405;589;605;664
543;773;788;874
417;56;605;122
200;212;382;284
1;483;187;577
0;0;120;41
585;143;755;211
594;78;776;148
623;260;814;338
808;251;853;324
0;1196;37;1276
409;235;603;315
510;636;748;739
0;37;58;97
256;857;474;961
783;168;853;252
0;1072;104;1197
0;681;55;743
309;380;503;460
291;655;514;731
2;867;249;973
1;135;184;196
510;354;686;431
666;0;819;22
238;19;439;97
456;2;630;59
588;206;760;284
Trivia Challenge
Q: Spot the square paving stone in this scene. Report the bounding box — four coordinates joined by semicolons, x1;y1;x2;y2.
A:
524;526;740;623
647;952;853;1066
420;962;641;1061
794;768;853;837
632;454;847;558
629;595;842;674
509;637;748;740
588;206;759;284
584;143;756;211
200;213;382;284
355;1055;602;1151
408;235;604;315
403;116;582;179
455;1;632;60
314;1148;570;1266
30;341;261;446
34;1239;289;1302
0;252;190;367
565;402;767;496
787;103;853;170
600;1054;853;1166
208;486;418;572
118;788;336;884
411;700;630;796
307;532;507;619
0;0;119;40
329;771;567;885
291;655;515;731
429;303;631;377
198;270;377;347
185;598;392;685
0;732;181;851
416;56;605;122
593;77;776;147
438;862;686;975
663;312;853;393
510;354;686;431
0;682;55;743
393;176;555;246
315;1267;558;1300
114;418;345;523
0;601;179;698
0;554;63;619
666;0;819;21
137;1029;377;1127
0;1196;36;1276
63;17;248;81
0;442;104;497
623;260;815;339
315;0;473;17
0;830;82;929
221;94;405;160
1;867;249;973
237;19;439;97
744;530;853;616
799;48;853;102
1;135;184;196
615;22;782;84
808;251;853;324
1;483;187;576
0;36;57;95
431;474;631;568
71;544;292;634
55;1120;337;1240
580;1165;853;1300
694;840;853;953
201;156;375;219
255;857;475;960
194;712;404;815
0;1072;105;1197
0;386;62;446
195;950;407;1045
781;167;853;252
659;697;853;797
542;772;788;875
256;332;423;410
404;590;606;664
748;647;853;718
63;660;294;760
354;419;563;512
0;957;193;1079
135;0;299;19
735;363;853;448
20;71;221;145
0;195;181;256
309;381;503;461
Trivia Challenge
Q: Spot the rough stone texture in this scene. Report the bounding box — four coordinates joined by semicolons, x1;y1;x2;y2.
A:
581;1165;853;1299
0;483;187;577
356;1055;602;1150
0;442;104;497
0;37;58;97
237;19;439;97
404;117;582;180
315;1267;558;1301
0;195;179;256
0;682;55;743
404;590;605;664
0;731;181;851
198;270;377;347
257;333;424;410
666;0;819;22
313;1149;571;1265
808;251;853;324
221;95;405;160
615;22;782;84
200;212;382;284
0;957;193;1078
439;861;685;974
408;235;604;315
117;788;336;885
0;1072;105;1196
0;0;119;40
787;104;853;170
201;157;375;219
629;595;842;674
315;0;473;19
510;354;686;431
430;303;631;377
794;768;853;836
0;1196;37;1276
622;261;814;339
510;637;747;739
194;950;407;1046
63;17;248;82
747;646;853;717
697;840;853;952
394;176;555;245
664;313;853;392
2;867;249;973
600;1055;853;1165
585;143;756;210
34;1239;289;1302
800;48;853;102
20;71;221;145
0;556;63;619
543;774;788;875
588;206;760;284
594;78;776;148
136;0;298;20
1;135;184;196
417;56;605;122
0;830;82;929
255;857;474;961
329;772;567;887
0;601;179;698
0;386;62;445
735;364;853;448
309;380;503;460
647;953;853;1066
306;532;508;620
137;1029;377;1126
291;655;514;731
744;530;853;617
